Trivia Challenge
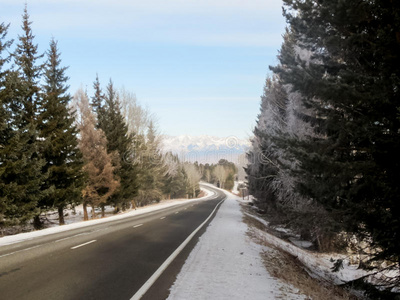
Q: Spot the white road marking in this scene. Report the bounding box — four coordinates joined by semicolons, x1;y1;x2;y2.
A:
71;240;97;250
133;224;143;228
175;211;179;214
160;217;166;220
55;227;108;243
55;237;73;243
0;245;41;258
130;197;225;300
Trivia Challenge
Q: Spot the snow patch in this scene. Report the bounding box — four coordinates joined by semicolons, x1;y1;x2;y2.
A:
167;189;306;300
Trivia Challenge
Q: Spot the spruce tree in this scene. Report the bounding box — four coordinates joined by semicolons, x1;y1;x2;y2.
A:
38;39;84;225
97;79;139;211
91;74;105;128
0;22;13;225
0;7;48;228
276;0;400;286
133;123;165;206
0;22;12;142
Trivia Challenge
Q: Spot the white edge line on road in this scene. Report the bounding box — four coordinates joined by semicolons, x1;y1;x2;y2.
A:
160;217;166;220
71;240;97;250
130;197;225;300
133;224;143;228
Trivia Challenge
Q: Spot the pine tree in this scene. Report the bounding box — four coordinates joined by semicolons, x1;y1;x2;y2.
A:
38;39;84;225
97;79;139;211
0;22;12;142
14;5;44;124
133;123;165;206
162;152;188;199
0;7;48;228
91;74;105;128
75;89;119;220
0;22;14;225
277;0;400;288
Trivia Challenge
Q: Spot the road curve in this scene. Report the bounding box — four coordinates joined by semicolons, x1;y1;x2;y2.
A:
0;184;226;300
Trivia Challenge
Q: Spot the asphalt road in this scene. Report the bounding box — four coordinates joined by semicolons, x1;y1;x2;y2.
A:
0;185;226;300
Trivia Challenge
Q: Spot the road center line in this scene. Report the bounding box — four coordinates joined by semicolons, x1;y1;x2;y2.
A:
71;240;97;250
160;217;166;220
174;211;179;214
133;224;143;228
0;245;41;258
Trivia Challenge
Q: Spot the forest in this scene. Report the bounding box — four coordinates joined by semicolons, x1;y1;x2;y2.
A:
0;7;201;231
246;0;400;295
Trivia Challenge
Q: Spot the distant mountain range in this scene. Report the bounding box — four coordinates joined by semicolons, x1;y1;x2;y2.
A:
161;135;250;164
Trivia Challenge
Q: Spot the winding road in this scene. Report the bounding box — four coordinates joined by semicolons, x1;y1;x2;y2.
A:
0;185;226;300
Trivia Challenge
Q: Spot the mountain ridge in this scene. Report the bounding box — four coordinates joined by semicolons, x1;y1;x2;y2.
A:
161;134;250;164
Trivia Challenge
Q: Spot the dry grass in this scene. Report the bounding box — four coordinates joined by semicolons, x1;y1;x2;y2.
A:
244;214;360;300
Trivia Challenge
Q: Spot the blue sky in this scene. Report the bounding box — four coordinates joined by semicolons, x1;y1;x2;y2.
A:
1;0;286;139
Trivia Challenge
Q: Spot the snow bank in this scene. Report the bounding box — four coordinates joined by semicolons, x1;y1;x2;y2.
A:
0;188;215;247
168;190;306;300
245;213;369;285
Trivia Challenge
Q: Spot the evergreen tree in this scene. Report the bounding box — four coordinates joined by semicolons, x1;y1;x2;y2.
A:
14;5;44;124
162;152;189;199
38;39;84;225
91;74;105;128
133;123;165;206
274;0;400;288
0;7;48;228
0;22;14;225
98;79;139;211
0;22;12;142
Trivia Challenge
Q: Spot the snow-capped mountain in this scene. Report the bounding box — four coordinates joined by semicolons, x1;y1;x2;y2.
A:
161;135;250;164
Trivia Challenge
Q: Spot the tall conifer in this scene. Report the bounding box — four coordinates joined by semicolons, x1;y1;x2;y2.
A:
0;7;48;228
38;39;84;225
275;0;400;287
96;79;139;210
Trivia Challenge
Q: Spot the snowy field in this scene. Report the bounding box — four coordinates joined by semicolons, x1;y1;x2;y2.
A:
168;189;306;300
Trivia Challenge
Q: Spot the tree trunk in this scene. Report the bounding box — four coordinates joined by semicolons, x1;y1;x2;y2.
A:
83;202;88;221
33;215;43;230
58;206;65;225
101;205;105;218
91;205;96;219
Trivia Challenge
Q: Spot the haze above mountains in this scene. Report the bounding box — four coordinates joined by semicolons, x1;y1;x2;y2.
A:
161;135;250;165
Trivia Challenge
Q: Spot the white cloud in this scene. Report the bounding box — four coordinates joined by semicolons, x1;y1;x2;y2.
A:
3;0;286;47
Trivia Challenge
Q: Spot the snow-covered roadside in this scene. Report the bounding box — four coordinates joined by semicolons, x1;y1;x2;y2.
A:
167;189;306;300
0;188;214;247
245;211;400;294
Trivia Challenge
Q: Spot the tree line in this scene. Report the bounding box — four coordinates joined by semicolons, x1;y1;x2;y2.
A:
194;159;237;191
0;7;199;231
246;0;400;294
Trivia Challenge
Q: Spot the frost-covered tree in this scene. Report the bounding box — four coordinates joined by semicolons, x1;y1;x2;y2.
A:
183;163;201;198
247;0;400;292
133;121;165;206
162;152;189;199
279;0;400;277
